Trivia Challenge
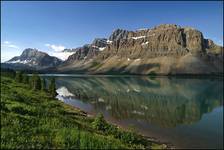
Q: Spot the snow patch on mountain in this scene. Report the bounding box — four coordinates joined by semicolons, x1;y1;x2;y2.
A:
141;41;149;46
131;36;146;40
137;28;147;31
99;47;106;51
134;59;141;62
107;40;113;44
92;45;99;48
6;59;31;64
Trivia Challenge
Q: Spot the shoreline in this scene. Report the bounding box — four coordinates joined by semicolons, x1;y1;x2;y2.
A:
31;73;224;79
61;101;174;149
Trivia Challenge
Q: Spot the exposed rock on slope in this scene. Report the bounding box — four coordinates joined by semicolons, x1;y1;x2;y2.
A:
57;24;223;75
2;24;223;75
60;38;109;70
4;48;62;70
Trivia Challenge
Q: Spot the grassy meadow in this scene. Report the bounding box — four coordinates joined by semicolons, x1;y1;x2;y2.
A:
1;70;164;149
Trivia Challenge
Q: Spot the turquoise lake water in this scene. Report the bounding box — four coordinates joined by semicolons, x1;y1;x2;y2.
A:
43;75;223;148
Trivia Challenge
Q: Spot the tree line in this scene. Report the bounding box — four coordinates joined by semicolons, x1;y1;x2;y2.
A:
2;69;57;98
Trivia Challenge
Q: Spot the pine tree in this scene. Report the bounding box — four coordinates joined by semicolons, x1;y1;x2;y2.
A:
41;78;46;91
22;74;29;84
36;75;41;90
31;74;35;88
49;78;57;97
15;71;23;83
32;74;41;90
1;68;16;78
28;75;33;88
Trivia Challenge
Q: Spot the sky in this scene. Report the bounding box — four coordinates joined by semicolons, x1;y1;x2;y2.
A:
1;1;223;62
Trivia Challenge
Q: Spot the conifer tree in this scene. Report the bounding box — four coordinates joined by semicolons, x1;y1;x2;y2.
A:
22;74;29;84
29;74;34;88
15;71;23;83
49;78;57;97
41;78;46;91
32;74;41;90
36;75;41;90
1;68;16;78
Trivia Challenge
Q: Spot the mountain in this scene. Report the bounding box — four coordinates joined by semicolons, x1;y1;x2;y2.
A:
2;24;223;75
57;24;223;75
2;48;62;70
65;38;109;62
58;38;111;72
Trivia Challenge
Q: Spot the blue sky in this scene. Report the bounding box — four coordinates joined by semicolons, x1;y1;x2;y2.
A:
1;1;223;62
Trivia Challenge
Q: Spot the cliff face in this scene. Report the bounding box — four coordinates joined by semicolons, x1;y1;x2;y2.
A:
57;24;223;75
99;25;210;59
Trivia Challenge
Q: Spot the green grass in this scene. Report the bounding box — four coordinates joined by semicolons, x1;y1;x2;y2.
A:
1;75;163;149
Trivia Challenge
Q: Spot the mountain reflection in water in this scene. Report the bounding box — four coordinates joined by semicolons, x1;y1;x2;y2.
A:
44;75;223;148
54;76;223;127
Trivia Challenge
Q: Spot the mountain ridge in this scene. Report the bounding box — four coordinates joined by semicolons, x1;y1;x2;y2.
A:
2;24;223;75
57;24;223;75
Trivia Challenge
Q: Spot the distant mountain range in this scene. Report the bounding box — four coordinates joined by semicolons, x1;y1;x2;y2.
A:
2;24;223;75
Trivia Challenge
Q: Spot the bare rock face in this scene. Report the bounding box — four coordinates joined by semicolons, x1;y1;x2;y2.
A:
57;24;223;75
183;27;205;54
98;24;208;61
65;45;90;63
92;38;107;47
64;38;108;64
109;29;130;41
4;48;62;70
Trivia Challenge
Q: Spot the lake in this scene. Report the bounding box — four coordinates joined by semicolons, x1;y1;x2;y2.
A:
43;75;223;149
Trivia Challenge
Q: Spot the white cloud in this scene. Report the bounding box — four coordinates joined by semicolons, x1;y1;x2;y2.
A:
51;51;75;61
1;41;19;49
3;41;10;44
45;43;65;52
7;44;19;49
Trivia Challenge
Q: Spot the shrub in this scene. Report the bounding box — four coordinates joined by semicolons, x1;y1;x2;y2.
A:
92;113;107;131
105;124;118;135
11;106;35;116
120;131;138;144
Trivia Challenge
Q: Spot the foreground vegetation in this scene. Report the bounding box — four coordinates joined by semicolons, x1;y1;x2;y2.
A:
1;69;164;149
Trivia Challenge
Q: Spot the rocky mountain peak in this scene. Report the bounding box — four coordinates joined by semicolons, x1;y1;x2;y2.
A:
5;48;62;70
4;24;222;75
153;24;181;30
22;48;38;53
20;48;45;59
109;29;130;41
91;38;107;47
